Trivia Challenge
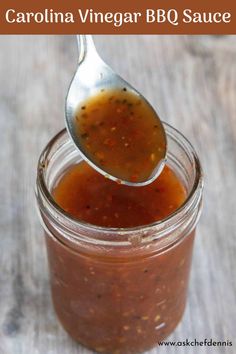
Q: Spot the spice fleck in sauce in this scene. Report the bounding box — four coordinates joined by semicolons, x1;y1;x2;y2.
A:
53;161;186;228
75;89;166;183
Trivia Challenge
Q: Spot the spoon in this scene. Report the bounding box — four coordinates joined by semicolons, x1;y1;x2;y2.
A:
65;35;167;186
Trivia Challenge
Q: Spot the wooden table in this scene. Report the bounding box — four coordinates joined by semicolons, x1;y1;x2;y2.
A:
0;35;235;354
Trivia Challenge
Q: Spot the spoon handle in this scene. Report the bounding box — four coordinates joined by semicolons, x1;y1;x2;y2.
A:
77;35;98;63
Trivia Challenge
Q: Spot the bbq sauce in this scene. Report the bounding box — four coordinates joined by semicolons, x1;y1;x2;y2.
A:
52;161;186;228
75;89;166;184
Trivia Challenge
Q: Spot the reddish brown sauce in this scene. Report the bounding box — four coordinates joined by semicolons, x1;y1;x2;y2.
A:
47;230;194;354
75;89;166;183
53;161;186;228
46;161;194;354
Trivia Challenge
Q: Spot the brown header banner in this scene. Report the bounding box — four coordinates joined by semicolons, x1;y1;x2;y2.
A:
0;0;235;34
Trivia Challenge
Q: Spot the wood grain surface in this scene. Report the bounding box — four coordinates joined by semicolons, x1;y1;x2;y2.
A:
0;35;235;354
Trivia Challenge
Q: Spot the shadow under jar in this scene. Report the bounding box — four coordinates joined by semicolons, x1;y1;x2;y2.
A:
36;123;203;354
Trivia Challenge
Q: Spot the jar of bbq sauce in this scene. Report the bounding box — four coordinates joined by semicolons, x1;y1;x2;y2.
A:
36;123;203;354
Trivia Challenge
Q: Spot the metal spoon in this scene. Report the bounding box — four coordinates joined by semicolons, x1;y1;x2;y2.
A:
65;35;167;186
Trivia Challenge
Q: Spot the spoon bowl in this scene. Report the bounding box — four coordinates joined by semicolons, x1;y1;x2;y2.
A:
65;35;167;186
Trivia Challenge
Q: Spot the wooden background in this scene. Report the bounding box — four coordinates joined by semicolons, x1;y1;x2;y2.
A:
0;35;235;354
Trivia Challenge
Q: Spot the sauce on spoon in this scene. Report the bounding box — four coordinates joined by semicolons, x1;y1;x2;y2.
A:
75;88;166;184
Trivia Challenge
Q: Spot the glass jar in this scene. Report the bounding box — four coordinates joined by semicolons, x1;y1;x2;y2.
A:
36;123;203;354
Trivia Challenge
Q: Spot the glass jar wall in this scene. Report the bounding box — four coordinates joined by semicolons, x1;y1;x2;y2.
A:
36;123;203;354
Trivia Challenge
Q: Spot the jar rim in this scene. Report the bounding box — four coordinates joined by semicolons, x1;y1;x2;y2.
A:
36;123;203;239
